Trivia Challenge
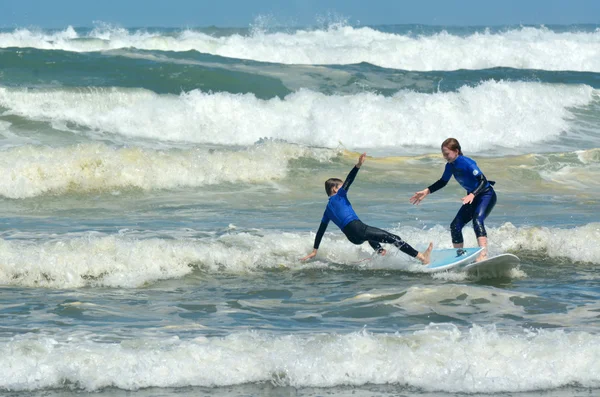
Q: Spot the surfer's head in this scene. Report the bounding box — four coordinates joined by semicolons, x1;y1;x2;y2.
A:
325;178;343;196
441;138;463;163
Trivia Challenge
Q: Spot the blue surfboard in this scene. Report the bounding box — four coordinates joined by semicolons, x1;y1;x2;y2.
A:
424;247;483;272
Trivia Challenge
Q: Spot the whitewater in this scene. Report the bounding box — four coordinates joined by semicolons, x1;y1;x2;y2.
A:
1;23;599;397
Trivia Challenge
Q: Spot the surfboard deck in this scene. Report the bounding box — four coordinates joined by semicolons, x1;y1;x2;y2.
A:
424;247;484;272
462;253;520;276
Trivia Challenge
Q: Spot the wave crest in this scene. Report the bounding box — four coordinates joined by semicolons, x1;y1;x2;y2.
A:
0;142;336;198
1;223;599;288
1;81;595;153
3;26;600;71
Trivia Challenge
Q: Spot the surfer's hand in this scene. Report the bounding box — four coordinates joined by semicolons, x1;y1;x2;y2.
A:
377;248;387;256
462;193;475;205
356;152;366;168
410;189;429;205
300;249;318;261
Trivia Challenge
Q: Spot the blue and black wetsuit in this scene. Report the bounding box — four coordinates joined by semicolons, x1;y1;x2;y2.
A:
428;155;496;244
313;166;419;257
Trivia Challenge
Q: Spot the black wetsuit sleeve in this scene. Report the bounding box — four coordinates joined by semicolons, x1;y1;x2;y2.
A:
313;221;329;249
427;179;448;194
471;173;489;196
341;166;360;192
368;241;383;252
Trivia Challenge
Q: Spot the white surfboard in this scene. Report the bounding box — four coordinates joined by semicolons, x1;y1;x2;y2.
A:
424;247;484;272
462;253;520;277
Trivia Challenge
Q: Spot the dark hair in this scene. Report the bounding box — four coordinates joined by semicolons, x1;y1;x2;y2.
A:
325;178;343;196
441;138;463;155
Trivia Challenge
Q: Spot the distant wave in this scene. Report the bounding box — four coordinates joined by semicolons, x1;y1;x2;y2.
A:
1;81;596;153
2;25;600;71
0;142;335;199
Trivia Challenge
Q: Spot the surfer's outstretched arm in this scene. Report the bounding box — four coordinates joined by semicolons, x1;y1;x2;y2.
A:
342;152;366;192
411;178;449;205
300;221;329;261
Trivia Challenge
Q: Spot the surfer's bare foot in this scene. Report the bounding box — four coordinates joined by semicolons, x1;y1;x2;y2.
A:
475;237;488;262
417;242;433;265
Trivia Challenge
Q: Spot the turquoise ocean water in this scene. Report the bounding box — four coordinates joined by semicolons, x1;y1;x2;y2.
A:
1;23;600;396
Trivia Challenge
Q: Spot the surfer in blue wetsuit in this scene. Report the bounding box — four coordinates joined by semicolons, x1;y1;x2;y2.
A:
301;152;433;264
410;138;496;262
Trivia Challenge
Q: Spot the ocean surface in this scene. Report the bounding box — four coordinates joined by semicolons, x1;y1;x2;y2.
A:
1;22;600;396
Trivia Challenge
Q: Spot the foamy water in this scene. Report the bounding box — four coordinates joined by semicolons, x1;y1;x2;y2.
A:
0;142;335;198
1;326;599;392
1;23;600;397
1;82;597;152
3;25;600;71
1;223;598;288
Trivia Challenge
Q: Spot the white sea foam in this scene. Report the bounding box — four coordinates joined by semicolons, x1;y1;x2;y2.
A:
368;284;599;328
3;26;600;71
490;222;600;264
0;142;335;198
0;326;599;392
380;284;531;317
0;231;317;288
0;223;599;288
0;82;595;152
